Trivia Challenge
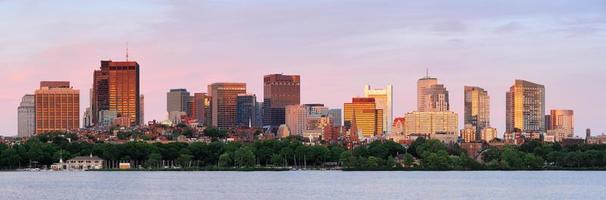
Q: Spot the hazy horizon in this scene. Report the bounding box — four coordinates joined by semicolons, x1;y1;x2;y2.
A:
1;0;605;137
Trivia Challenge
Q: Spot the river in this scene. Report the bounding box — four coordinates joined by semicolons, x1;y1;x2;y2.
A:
1;171;604;199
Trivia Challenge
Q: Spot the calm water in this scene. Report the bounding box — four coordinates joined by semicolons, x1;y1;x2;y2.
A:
1;171;605;200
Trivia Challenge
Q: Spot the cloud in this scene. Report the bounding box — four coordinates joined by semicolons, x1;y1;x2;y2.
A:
432;21;467;33
494;22;523;33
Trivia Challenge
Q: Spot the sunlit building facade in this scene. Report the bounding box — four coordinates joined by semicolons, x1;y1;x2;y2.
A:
417;76;438;112
364;84;393;134
417;75;449;112
464;86;490;140
344;97;384;138
208;83;247;129
285;104;329;140
481;127;498;142
549;109;574;136
92;60;140;127
35;81;80;134
403;111;458;137
460;124;476;143
506;80;545;133
191;93;210;126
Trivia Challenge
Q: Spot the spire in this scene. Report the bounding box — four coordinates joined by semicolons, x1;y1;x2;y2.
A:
426;68;430;78
126;42;129;61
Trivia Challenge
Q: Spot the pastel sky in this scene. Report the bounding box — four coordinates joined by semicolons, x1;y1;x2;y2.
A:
1;0;605;137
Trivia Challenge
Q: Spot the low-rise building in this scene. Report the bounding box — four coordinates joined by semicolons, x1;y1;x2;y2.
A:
51;155;104;171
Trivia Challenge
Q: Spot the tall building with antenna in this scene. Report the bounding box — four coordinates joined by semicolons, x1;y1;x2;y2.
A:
91;60;140;127
417;70;449;112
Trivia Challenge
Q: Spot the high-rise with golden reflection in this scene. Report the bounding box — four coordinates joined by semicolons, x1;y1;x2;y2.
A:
35;81;80;134
208;83;247;129
92;60;140;127
344;97;384;138
464;86;490;140
506;80;545;133
548;109;574;138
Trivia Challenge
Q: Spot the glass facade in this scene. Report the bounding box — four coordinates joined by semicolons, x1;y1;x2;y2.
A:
208;83;247;129
263;74;300;127
35;82;80;134
344;98;384;138
464;86;490;140
506;80;545;133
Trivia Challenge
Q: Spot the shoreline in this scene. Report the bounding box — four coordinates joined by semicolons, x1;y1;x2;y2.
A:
4;167;606;172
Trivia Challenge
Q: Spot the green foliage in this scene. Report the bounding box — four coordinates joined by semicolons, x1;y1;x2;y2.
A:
234;146;256;168
403;153;414;167
218;153;232;167
3;133;606;170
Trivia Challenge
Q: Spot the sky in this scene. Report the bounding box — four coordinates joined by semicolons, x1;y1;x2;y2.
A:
1;0;605;137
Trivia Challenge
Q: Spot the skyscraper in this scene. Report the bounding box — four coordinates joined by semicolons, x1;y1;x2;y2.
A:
263;74;300;127
364;84;393;134
208;83;247;129
18;94;35;138
417;74;449;112
92;60;140;127
344;97;384;138
191;93;210;126
35;81;79;134
464;86;490;140
417;74;438;112
506;80;546;133
236;94;258;128
549;109;574;137
167;89;191;115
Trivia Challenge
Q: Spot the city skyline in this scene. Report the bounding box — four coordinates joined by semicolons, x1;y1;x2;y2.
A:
1;1;605;136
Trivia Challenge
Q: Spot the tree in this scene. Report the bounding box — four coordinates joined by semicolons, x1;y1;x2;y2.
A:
386;156;397;168
218;153;233;167
270;154;284;167
421;151;451;169
416;139;447;159
482;147;501;163
176;154;193;168
339;151;354;167
403;153;414;167
0;148;21;169
366;156;380;168
234;146;255;168
501;147;525;169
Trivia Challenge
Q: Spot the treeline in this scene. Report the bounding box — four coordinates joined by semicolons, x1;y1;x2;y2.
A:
3;132;606;170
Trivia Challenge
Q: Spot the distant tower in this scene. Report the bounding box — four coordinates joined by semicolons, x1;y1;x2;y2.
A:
505;80;545;133
464;86;490;140
263;74;301;127
417;71;449;112
18;94;36;137
586;128;591;143
364;84;393;134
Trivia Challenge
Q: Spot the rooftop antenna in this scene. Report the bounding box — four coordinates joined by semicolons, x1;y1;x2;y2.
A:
126;42;129;61
426;68;429;78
